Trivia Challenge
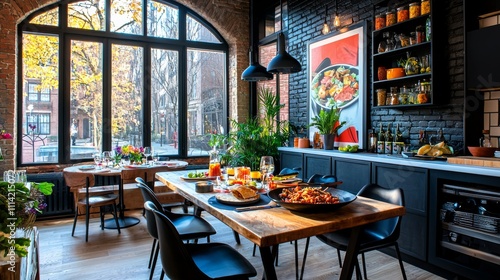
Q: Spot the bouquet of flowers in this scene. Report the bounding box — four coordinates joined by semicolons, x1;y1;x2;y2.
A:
115;145;144;164
1;179;54;257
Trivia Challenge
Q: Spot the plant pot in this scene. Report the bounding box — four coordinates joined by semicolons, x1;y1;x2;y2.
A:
298;138;310;148
293;137;299;148
322;134;335;150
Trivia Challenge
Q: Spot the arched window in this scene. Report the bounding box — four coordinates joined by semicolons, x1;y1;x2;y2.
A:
18;0;228;165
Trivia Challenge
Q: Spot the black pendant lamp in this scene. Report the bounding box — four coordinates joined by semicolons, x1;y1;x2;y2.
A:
241;0;273;81
266;0;301;74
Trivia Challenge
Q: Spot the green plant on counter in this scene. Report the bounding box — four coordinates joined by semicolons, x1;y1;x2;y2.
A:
310;105;346;135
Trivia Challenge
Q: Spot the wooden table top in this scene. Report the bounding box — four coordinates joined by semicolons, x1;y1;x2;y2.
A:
63;161;189;176
156;170;406;248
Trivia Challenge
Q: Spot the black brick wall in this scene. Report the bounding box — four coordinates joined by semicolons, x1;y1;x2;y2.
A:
286;0;465;152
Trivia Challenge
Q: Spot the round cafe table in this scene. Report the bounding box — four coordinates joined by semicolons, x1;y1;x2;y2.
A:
63;161;188;229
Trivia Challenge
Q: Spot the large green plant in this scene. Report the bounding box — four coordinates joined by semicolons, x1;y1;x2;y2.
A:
225;87;290;170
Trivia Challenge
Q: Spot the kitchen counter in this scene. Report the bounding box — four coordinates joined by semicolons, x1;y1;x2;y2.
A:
279;147;500;178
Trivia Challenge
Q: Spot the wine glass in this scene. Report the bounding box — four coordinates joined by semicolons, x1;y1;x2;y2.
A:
143;147;152;161
93;153;102;169
260;156;275;190
102;151;111;168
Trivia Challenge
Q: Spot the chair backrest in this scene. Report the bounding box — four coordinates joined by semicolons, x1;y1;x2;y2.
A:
145;201;208;280
121;168;148;185
136;180;165;212
64;171;95;189
358;183;405;241
307;174;338;184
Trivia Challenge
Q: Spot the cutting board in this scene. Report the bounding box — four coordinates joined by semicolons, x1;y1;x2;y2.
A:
447;156;500;167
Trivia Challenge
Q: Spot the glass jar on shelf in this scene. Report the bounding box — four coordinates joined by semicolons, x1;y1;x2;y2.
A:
421;0;431;15
389;87;399;105
377;88;387;106
386;10;397;26
397;5;409;22
399;86;409;105
409;2;421;18
375;13;386;30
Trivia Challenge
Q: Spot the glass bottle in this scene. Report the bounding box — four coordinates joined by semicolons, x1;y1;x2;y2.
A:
369;129;377;153
392;124;404;154
425;16;432;42
208;148;222;177
480;130;491;147
377;123;385;154
385;123;393;154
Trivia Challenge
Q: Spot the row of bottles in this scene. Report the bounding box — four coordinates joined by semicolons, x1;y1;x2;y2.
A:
372;123;405;154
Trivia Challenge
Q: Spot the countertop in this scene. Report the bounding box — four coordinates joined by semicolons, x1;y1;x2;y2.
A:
279;147;500;178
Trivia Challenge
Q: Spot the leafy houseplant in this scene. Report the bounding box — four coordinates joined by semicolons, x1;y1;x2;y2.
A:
212;87;290;171
0;180;53;258
310;106;346;150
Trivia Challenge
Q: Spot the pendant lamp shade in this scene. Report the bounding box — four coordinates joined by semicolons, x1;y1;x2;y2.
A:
266;32;302;74
241;48;273;81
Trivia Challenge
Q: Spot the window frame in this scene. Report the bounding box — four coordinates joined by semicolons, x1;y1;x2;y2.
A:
17;0;229;166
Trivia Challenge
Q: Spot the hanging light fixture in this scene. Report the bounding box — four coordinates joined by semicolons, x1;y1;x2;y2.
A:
321;6;330;35
334;0;341;28
241;0;273;81
266;0;301;74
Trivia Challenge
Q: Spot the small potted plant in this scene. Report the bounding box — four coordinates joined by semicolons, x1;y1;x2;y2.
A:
310;106;346;150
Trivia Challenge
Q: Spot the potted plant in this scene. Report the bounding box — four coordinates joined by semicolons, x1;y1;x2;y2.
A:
310;106;346;150
226;87;290;170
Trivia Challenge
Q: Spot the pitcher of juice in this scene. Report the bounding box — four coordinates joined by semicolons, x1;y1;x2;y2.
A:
208;149;221;177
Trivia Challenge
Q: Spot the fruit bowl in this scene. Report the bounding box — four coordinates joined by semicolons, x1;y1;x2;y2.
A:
386;68;405;79
467;146;499;157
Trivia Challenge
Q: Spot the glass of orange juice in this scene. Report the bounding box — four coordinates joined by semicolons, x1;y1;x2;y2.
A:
234;166;250;183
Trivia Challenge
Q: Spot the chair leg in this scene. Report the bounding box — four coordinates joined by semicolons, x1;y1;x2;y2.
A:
100;206;105;230
85;206;90;242
337;248;343;268
275;245;279;266
361;252;368;280
232;230;241;245
150;243;159;280
160;270;164;280
72;207;78;237
394;243;407;280
148;239;157;269
299;237;310;280
112;203;121;234
355;258;363;280
294;240;299;280
252;244;257;256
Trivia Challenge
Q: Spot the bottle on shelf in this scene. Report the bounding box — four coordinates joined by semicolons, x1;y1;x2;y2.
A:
425;16;431;42
377;123;385;154
369;129;377;153
392;124;405;154
385;123;393;154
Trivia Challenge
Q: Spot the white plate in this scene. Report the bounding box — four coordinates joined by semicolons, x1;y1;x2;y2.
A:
78;165;96;171
180;175;217;181
215;193;260;206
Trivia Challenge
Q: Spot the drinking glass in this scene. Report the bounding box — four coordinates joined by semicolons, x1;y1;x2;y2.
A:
143;147;152;160
93;153;102;169
260;156;275;190
152;151;160;164
102;151;111;168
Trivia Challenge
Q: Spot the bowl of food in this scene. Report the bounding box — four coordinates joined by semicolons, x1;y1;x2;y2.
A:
467;146;500;157
310;64;359;117
268;186;356;213
386;67;405;79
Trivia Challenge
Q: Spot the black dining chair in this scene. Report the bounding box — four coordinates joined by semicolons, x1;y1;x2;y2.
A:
136;179;216;280
145;201;257;280
302;183;407;280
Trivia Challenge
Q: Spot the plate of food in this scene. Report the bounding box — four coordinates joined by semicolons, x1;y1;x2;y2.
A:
268;186;356;213
215;185;260;205
180;171;216;181
311;64;359;116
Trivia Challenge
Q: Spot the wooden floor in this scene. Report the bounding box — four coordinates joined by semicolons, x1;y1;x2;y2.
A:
36;208;446;280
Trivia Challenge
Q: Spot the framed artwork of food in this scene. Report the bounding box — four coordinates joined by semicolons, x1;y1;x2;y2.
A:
308;21;368;149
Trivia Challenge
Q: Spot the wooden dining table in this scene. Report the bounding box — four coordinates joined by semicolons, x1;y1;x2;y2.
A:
63;161;188;229
156;170;406;280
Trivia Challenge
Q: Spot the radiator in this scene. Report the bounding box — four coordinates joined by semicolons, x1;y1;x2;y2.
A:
27;172;73;219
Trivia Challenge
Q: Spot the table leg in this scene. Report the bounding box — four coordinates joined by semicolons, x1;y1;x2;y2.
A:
103;179;140;229
259;246;278;280
339;226;361;280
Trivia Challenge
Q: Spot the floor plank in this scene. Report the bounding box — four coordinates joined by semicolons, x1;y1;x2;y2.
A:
36;208;445;280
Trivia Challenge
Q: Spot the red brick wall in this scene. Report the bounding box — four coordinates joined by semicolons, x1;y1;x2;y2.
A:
0;0;250;172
